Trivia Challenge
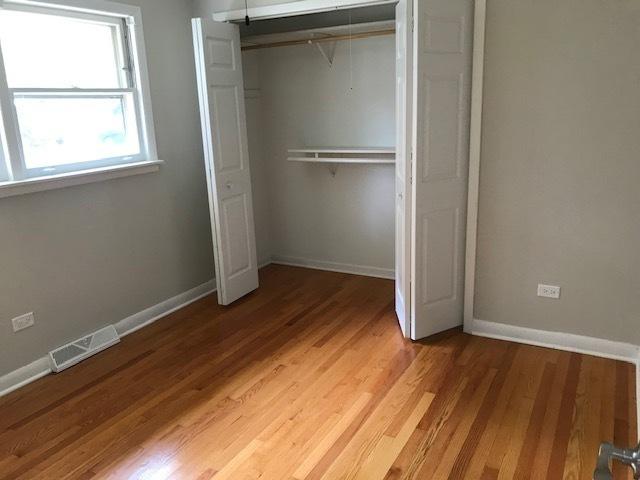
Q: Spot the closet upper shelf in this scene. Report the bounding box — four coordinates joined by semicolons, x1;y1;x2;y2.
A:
287;147;395;165
241;20;395;51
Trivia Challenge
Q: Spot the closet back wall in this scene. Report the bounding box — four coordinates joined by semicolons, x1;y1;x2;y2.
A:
245;34;396;276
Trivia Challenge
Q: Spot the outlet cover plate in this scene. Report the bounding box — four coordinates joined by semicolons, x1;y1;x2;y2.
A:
538;284;561;299
12;312;35;332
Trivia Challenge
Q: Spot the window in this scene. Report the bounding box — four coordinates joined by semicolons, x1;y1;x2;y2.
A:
0;0;157;191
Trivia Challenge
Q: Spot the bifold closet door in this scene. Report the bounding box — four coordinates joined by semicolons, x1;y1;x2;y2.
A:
411;0;473;339
192;18;259;305
395;0;413;338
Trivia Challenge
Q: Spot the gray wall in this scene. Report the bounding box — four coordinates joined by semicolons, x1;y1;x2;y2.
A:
243;50;273;266
246;35;396;272
475;0;640;344
0;0;213;376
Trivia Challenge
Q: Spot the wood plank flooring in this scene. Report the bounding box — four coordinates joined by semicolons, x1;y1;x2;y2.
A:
0;265;636;479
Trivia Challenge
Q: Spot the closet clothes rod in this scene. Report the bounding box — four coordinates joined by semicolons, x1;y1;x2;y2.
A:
241;28;395;51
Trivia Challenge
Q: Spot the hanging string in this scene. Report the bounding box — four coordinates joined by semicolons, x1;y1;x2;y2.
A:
349;12;353;91
245;0;250;26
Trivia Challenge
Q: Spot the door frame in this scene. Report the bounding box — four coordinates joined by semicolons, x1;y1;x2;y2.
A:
462;0;486;332
395;0;413;338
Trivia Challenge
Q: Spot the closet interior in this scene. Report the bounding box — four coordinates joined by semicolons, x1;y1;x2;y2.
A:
237;5;398;279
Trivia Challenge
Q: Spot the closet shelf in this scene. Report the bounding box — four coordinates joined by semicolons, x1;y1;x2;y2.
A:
287;147;395;165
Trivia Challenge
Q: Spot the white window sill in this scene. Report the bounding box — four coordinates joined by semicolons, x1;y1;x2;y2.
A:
0;160;163;199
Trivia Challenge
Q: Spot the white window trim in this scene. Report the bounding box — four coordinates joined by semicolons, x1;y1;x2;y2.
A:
0;126;9;181
0;0;160;196
0;159;162;198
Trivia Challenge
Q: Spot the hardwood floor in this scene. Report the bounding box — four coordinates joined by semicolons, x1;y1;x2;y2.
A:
0;265;636;479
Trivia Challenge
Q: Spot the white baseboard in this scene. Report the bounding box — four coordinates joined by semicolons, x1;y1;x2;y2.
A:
0;357;51;398
471;318;640;440
470;318;640;363
271;255;394;280
258;259;272;269
0;279;215;398
115;280;215;337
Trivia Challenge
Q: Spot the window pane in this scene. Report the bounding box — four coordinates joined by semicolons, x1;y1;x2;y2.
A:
0;10;125;88
15;95;141;170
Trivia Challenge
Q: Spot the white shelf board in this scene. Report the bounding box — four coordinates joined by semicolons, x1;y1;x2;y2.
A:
288;157;395;164
288;147;395;154
287;147;395;165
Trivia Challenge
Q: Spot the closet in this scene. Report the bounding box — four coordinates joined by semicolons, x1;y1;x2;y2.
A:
192;0;473;341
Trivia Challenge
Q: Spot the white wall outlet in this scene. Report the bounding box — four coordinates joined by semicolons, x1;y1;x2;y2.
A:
537;284;561;299
12;312;35;332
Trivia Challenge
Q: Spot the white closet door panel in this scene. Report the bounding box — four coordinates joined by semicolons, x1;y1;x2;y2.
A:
395;0;413;337
193;18;259;305
411;0;472;339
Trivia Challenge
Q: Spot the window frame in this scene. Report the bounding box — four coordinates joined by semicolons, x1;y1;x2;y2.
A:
0;0;158;187
0;105;10;181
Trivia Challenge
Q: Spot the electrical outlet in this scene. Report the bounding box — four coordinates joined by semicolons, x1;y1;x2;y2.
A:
537;284;560;299
12;312;35;332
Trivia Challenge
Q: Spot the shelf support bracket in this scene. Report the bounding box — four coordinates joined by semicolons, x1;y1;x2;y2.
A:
309;40;337;67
